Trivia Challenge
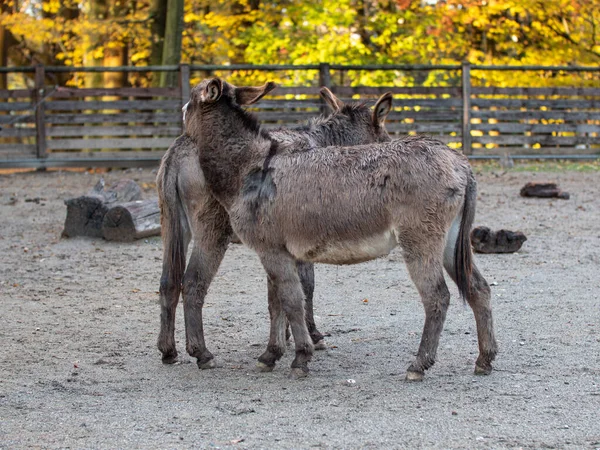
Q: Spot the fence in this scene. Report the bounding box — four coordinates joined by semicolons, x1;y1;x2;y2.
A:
0;63;599;169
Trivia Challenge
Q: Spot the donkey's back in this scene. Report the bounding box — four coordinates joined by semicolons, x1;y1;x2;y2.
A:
233;135;471;265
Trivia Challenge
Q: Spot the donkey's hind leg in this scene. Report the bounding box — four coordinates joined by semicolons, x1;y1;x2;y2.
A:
297;261;326;349
258;260;325;372
401;235;451;381
182;213;231;370
258;251;314;378
443;259;497;375
256;278;288;372
157;223;191;364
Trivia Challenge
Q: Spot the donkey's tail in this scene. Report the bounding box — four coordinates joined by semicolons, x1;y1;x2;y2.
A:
157;146;188;294
454;171;476;303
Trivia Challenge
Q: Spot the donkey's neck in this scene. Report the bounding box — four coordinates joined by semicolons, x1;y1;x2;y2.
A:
197;117;272;210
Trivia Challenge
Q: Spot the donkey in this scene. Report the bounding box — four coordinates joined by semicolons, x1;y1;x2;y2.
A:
156;87;393;369
184;78;498;381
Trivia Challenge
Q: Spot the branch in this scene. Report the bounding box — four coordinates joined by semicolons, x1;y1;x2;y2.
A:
536;2;600;60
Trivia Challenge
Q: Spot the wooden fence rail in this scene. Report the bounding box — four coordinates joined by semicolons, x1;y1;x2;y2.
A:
0;63;599;169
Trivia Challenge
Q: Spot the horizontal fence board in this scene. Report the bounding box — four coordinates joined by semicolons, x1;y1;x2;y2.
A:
472;98;600;109
0;143;36;154
387;99;462;108
253;98;462;109
0;89;32;100
45;99;182;111
248;100;321;109
45;112;182;125
266;86;459;96
47;150;167;160
0;127;36;138
472;87;600;97
471;110;600;121
386;134;460;144
256;112;321;122
391;112;462;121
47;137;175;150
50;87;180;99
47;125;182;138
385;123;461;133
472;135;599;145
471;146;600;156
0;114;34;124
0;102;32;112
472;123;600;134
331;86;462;96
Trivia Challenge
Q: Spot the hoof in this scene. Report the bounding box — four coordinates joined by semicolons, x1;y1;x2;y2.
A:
255;361;275;373
197;358;217;370
161;352;179;365
474;364;493;375
313;340;327;351
288;367;309;379
405;370;424;382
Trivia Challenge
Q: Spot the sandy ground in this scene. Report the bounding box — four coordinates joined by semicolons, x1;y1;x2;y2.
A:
0;166;599;449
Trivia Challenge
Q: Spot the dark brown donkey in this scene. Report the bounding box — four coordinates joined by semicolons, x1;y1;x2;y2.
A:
156;87;393;369
184;78;498;381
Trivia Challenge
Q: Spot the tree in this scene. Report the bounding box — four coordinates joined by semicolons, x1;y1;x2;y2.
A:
159;0;183;87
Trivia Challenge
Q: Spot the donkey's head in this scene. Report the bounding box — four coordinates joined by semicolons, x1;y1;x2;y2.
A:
184;78;278;137
316;87;393;144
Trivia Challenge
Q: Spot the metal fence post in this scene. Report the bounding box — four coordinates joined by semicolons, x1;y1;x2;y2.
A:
34;64;47;160
179;64;190;133
461;61;472;155
319;63;331;114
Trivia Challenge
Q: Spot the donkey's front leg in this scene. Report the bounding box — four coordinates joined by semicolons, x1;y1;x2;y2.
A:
258;251;314;378
183;230;230;370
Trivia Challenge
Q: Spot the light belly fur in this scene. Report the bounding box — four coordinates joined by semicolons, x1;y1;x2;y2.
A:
292;230;398;265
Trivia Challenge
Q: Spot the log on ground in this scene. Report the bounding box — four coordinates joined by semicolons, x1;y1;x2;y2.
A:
471;226;527;254
520;182;569;199
62;179;143;238
102;198;161;242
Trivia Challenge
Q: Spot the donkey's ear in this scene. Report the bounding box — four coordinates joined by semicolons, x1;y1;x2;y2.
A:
201;78;223;103
235;82;278;105
319;87;345;112
373;92;393;126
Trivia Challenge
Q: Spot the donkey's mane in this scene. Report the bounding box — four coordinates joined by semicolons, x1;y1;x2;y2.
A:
296;101;369;131
227;98;263;136
222;94;280;173
340;101;369;114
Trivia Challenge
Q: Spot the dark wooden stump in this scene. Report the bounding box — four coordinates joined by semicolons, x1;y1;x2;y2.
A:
471;226;527;254
520;182;569;199
102;199;161;242
62;179;143;238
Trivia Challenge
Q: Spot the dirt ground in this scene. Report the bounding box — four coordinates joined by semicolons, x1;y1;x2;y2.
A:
0;166;599;449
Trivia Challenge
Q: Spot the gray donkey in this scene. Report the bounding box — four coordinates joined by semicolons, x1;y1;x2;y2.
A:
184;78;498;381
156;87;393;369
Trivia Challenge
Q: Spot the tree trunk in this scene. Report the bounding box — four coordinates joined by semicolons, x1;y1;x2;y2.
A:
0;25;6;90
84;0;109;88
159;0;184;87
150;0;168;69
